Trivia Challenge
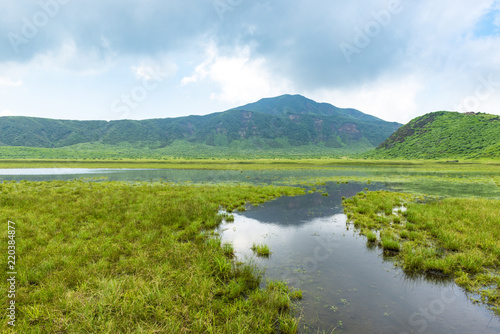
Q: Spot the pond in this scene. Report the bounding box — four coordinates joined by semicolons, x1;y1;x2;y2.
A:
219;182;500;333
1;168;499;332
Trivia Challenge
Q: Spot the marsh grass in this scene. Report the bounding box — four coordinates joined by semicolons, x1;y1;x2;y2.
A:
343;191;500;314
365;230;377;243
381;237;400;252
0;180;304;333
0;158;499;172
222;242;235;258
251;243;271;257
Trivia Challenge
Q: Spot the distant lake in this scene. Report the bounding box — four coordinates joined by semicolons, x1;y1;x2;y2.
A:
0;167;499;199
0;168;118;176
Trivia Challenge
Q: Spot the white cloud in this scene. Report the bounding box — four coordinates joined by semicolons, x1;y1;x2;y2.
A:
180;43;217;86
310;75;424;123
0;77;22;87
1;1;500;122
181;43;293;104
31;39;115;76
131;56;178;81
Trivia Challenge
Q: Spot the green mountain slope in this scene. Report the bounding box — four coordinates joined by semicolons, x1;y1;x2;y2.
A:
369;111;500;159
0;95;402;158
233;94;385;122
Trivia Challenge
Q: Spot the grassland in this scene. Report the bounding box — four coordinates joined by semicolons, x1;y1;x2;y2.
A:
0;141;375;160
343;191;500;314
0;181;305;333
0;157;499;171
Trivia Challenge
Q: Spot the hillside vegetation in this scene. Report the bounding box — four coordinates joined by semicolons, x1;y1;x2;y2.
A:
0;95;400;159
369;111;500;160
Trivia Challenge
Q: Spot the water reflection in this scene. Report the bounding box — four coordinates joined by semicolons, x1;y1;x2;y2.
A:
0;167;498;198
219;183;500;333
0;168;117;176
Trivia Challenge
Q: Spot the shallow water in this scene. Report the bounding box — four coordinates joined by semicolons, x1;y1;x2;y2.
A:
219;182;500;333
0;167;499;198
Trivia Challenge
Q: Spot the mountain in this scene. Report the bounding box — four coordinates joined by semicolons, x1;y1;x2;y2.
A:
232;94;384;122
369;111;500;159
0;95;402;157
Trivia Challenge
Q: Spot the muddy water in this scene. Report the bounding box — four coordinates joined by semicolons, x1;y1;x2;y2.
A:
219;182;500;333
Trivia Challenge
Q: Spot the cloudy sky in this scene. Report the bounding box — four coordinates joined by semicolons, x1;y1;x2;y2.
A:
1;0;499;123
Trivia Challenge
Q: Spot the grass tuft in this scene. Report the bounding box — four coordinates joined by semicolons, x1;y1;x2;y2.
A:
366;230;377;243
381;237;400;252
251;243;271;257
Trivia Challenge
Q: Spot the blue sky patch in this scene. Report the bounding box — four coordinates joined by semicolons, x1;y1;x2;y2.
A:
474;9;500;37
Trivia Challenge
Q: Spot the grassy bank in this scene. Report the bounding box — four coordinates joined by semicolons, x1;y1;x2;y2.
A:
0;181;304;333
0;158;499;171
343;191;500;314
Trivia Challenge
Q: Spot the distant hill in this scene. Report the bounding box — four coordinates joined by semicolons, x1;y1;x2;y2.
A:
369;111;500;159
0;95;401;158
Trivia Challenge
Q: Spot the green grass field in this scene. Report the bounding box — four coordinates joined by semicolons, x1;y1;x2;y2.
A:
0;181;304;333
0;157;499;170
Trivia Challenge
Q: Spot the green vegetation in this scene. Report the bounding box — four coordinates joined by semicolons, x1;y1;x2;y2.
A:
380;236;400;252
2;101;499;162
0;141;376;160
234;94;382;121
365;230;377;243
0;157;499;170
1;158;499;200
222;242;235;257
0;181;304;333
0;95;401;159
343;191;500;314
251;243;272;257
370;111;500;160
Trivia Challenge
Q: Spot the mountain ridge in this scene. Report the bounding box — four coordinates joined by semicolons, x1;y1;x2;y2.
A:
231;94;387;123
0;95;402;155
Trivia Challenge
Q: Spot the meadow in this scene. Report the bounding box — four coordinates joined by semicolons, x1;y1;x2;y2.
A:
0;157;499;171
0;181;304;333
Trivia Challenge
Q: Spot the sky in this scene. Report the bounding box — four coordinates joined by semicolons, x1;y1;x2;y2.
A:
0;0;499;124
